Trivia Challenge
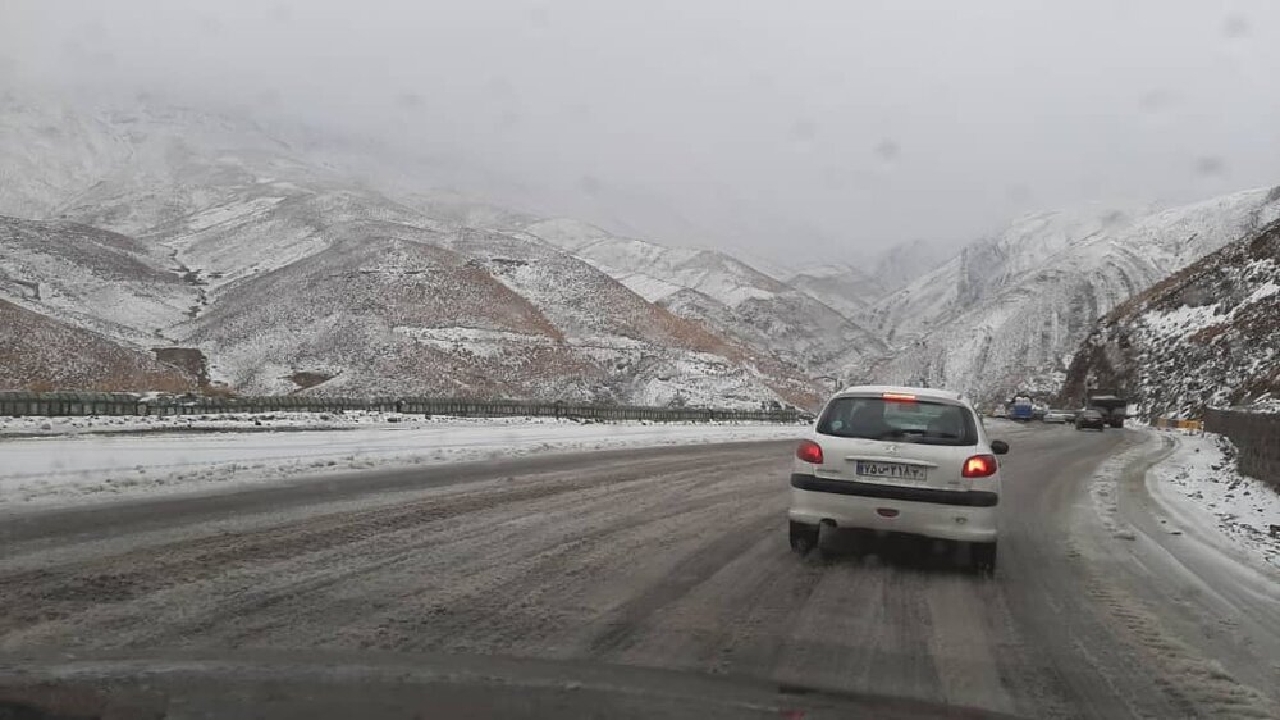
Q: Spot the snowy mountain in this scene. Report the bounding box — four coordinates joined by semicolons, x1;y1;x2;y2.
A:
764;241;953;322
524;218;889;385
1062;217;1280;417
864;207;1147;343
866;188;1280;402
177;218;822;404
0;215;197;344
526;218;788;307
0;93;829;406
785;264;887;319
29;89;1277;409
868;239;959;295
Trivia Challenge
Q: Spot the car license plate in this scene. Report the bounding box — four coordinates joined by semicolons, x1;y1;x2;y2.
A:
854;461;927;483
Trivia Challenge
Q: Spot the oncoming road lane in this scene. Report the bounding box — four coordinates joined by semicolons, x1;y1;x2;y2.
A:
1;425;1276;718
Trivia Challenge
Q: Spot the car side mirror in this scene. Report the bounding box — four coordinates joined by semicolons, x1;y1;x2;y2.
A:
990;440;1010;455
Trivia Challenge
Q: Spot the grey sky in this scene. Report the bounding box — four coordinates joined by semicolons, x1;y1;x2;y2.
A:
5;0;1280;262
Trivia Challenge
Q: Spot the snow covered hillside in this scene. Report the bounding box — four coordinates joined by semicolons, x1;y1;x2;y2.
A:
524;218;888;386
0;298;194;392
1063;216;1280;417
0;93;832;406
0;215;196;343
528;217;792;307
867;188;1280;402
866;239;959;297
182;223;817;406
785;263;887;319
865;207;1151;343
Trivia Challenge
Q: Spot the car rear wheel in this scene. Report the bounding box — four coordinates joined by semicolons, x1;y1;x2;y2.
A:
970;541;997;575
789;521;819;555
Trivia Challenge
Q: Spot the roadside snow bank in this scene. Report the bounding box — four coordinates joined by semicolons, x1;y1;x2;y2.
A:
0;418;804;507
1148;431;1280;570
0;412;556;437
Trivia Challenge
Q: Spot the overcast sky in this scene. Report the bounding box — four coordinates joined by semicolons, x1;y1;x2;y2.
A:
5;0;1280;261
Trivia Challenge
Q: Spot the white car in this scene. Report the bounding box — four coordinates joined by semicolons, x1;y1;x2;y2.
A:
789;385;1008;572
1043;409;1072;424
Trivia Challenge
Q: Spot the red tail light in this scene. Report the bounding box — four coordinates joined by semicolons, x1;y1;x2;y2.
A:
796;440;824;464
962;454;998;478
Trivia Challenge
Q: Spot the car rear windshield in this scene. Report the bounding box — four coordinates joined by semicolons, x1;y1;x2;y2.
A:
817;396;978;446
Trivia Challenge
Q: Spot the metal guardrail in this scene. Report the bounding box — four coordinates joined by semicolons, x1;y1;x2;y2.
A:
0;392;802;424
1152;418;1203;431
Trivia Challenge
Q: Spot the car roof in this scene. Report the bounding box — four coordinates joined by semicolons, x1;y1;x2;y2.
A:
833;385;967;404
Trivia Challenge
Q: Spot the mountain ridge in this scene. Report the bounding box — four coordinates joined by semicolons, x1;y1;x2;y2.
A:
866;187;1280;402
5;90;1279;410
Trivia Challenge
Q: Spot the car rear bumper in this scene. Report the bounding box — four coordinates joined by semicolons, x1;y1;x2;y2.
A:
789;476;998;542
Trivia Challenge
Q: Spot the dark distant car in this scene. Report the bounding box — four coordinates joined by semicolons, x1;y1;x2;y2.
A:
1075;409;1105;430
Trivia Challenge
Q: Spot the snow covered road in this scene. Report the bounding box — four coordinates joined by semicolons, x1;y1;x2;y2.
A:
2;422;1278;718
0;417;806;506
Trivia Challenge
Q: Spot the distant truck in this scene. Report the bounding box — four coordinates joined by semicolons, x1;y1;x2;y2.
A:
1009;396;1035;421
1087;390;1127;429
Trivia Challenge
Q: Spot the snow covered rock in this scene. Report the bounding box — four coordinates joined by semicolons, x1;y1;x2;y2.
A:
1063;212;1280;417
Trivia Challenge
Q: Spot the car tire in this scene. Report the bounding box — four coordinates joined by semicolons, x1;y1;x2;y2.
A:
789;521;818;556
970;541;997;575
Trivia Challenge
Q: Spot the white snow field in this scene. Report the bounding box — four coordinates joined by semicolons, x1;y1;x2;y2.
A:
1146;430;1280;570
0;416;805;507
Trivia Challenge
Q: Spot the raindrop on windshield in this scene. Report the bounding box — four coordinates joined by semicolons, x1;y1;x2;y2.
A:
527;2;551;29
790;119;817;144
1006;184;1032;206
579;175;603;196
875;139;900;165
1194;156;1225;178
1222;15;1250;39
1139;89;1174;116
269;3;294;24
397;93;423;111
